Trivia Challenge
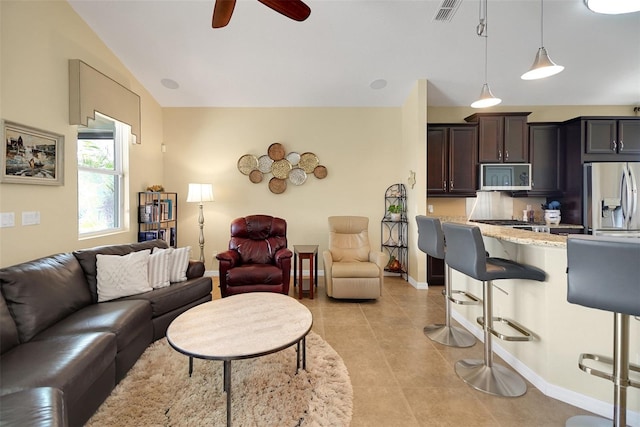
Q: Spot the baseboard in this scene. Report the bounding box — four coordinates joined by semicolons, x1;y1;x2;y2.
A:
406;274;427;290
206;270;429;291
451;311;640;427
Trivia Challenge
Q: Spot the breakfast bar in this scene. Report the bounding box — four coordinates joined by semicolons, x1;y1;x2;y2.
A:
440;219;640;423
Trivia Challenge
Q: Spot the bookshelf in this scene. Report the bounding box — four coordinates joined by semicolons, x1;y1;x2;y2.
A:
138;192;177;247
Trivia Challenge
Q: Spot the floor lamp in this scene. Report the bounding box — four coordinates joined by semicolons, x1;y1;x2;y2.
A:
186;183;214;263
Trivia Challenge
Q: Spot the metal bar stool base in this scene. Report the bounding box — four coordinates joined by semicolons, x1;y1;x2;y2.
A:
565;415;611;427
455;359;527;397
423;324;476;348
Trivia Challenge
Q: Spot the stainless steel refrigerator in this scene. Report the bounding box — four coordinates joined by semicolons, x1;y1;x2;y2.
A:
584;162;640;237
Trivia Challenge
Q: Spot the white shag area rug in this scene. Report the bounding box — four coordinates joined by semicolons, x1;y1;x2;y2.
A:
87;331;352;427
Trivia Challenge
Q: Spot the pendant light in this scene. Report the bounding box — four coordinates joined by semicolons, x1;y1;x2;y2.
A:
471;0;501;108
521;0;564;80
585;0;640;14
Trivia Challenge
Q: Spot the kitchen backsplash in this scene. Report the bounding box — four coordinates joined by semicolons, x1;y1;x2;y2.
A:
427;193;546;222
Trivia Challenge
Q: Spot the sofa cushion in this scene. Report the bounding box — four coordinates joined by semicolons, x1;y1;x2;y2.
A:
331;262;380;278
0;253;92;343
119;276;212;318
0;292;20;354
226;264;283;286
96;250;152;302
73;240;168;302
32;299;152;351
0;387;67;427
0;332;116;405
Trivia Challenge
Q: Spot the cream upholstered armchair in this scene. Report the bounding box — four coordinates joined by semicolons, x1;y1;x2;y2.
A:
323;216;389;299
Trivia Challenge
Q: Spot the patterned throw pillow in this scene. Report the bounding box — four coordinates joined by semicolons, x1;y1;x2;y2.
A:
152;246;191;283
96;250;152;302
148;249;170;289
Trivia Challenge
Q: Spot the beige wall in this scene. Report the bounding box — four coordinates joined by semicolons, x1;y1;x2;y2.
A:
161;107;408;271
162;84;427;284
0;0;164;267
401;81;427;285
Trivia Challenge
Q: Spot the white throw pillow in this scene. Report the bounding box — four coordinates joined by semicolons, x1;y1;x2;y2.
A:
148;249;170;289
97;250;152;302
152;246;191;283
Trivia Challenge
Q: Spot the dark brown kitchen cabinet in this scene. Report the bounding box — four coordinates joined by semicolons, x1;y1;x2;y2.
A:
427;124;477;197
528;123;563;196
558;116;640;226
427;255;444;286
585;119;640;156
465;112;531;163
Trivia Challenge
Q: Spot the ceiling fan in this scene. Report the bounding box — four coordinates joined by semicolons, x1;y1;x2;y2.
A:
212;0;311;28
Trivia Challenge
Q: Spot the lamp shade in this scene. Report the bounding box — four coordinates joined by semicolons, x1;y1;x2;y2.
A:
186;183;214;203
471;83;502;108
521;47;564;80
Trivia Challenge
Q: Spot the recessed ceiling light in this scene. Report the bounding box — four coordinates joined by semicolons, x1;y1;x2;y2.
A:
370;79;387;90
161;78;179;90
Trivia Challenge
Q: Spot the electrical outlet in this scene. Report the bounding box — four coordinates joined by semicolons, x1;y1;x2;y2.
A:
428;205;434;213
21;211;40;226
1;212;15;227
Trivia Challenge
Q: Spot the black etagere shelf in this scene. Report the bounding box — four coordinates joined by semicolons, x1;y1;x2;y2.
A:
381;183;407;277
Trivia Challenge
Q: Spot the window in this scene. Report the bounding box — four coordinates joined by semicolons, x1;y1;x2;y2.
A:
77;113;129;237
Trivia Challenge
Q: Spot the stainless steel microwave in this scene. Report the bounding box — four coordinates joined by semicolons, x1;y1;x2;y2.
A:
479;163;532;191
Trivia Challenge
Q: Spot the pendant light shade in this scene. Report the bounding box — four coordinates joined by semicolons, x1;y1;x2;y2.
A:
521;0;563;80
471;83;502;108
521;47;564;80
585;0;640;14
471;0;502;108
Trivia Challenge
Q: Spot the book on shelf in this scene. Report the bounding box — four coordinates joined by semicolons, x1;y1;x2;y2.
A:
139;204;153;223
138;231;159;242
169;227;176;247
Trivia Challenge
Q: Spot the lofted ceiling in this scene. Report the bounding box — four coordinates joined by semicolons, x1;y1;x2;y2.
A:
68;0;640;108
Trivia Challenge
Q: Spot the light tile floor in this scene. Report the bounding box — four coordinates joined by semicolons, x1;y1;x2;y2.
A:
211;276;595;426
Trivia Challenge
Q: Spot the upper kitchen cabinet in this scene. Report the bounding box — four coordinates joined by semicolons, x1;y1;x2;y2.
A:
527;123;563;196
564;116;640;163
465;112;531;163
585;119;640;156
427;124;478;197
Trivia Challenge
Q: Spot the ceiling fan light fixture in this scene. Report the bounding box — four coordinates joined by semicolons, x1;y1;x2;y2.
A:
521;47;564;80
584;0;640;14
471;83;502;108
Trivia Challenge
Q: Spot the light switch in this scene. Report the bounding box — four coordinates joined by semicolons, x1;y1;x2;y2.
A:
1;212;15;227
22;211;40;226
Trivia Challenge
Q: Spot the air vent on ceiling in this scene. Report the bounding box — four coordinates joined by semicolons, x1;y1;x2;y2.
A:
433;0;463;22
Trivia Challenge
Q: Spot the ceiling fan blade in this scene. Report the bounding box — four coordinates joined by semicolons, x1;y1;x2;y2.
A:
257;0;311;22
212;0;236;28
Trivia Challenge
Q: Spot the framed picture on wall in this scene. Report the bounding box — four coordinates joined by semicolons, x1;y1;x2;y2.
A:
1;120;64;185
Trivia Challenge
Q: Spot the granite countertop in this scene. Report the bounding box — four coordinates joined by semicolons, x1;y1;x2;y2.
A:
428;216;577;248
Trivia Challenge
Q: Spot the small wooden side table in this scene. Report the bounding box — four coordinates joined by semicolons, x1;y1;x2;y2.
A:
293;245;318;300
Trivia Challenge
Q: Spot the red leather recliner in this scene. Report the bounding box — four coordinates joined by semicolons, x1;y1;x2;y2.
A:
216;215;293;297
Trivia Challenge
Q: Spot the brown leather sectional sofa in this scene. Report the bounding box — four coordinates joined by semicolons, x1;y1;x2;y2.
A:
0;240;213;426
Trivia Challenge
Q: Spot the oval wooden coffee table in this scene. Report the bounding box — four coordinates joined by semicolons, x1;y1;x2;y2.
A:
166;292;313;427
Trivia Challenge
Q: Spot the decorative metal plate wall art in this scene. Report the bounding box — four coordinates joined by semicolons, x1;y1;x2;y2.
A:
237;142;327;194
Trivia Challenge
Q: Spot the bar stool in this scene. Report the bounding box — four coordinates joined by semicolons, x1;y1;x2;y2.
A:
566;235;640;427
416;216;479;347
441;222;547;397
